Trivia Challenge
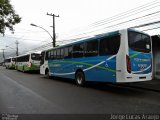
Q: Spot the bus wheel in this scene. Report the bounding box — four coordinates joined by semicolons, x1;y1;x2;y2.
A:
75;71;85;86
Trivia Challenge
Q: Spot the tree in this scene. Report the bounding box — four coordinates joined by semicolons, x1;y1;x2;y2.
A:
0;0;21;35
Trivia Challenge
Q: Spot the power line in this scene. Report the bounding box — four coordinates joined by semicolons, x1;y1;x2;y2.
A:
89;0;159;26
1;35;50;42
131;20;160;28
57;19;160;45
14;27;49;33
61;11;160;40
20;15;160;54
143;26;160;31
61;14;160;41
6;1;160;56
68;0;160;35
90;4;160;28
14;31;46;34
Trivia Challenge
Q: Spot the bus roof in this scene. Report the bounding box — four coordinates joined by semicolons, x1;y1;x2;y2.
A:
5;57;14;60
41;28;150;53
43;30;120;52
15;52;40;58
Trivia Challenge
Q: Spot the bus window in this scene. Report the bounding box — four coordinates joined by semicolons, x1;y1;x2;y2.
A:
73;43;84;58
61;48;64;59
50;50;54;59
54;50;57;59
25;55;29;62
57;49;61;59
99;35;120;56
17;55;29;62
68;46;72;58
45;51;49;60
85;40;98;57
5;59;11;63
64;47;69;59
31;53;40;60
40;51;45;65
128;31;151;53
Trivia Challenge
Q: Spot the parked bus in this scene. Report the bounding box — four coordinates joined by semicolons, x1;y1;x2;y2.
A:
5;57;16;69
40;28;152;86
16;53;41;72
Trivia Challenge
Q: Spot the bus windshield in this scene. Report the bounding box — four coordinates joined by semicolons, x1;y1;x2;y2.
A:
128;31;151;53
31;53;40;60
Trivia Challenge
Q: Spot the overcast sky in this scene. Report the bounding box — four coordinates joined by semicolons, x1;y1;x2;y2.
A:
0;0;160;60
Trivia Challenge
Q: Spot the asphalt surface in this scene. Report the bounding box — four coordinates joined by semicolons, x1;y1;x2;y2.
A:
0;66;160;114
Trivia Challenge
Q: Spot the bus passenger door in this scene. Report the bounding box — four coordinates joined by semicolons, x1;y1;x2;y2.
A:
40;51;47;75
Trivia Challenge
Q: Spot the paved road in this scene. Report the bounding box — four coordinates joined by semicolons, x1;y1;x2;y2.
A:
0;66;160;114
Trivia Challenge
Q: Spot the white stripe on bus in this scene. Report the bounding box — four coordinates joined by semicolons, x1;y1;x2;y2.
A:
132;65;151;74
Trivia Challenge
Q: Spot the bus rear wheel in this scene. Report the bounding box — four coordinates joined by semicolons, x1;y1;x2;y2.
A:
75;71;85;86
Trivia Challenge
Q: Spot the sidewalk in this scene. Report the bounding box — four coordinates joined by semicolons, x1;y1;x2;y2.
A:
124;77;160;92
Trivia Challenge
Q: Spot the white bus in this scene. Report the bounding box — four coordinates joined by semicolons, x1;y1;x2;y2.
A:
40;50;50;76
16;53;41;72
5;57;16;69
40;28;152;86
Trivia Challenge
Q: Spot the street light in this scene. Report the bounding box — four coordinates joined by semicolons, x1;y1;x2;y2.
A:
30;23;54;47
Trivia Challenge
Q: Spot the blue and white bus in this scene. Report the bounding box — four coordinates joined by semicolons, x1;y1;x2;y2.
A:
40;28;152;86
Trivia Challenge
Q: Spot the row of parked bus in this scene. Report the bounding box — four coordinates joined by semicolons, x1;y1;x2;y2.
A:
4;53;41;72
4;28;153;86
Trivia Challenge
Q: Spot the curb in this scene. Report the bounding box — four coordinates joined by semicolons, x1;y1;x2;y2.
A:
119;84;160;93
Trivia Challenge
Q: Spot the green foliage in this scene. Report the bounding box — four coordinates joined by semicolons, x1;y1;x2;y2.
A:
0;0;21;35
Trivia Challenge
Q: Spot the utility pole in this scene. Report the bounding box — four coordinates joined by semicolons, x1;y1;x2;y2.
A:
0;49;5;61
15;40;19;56
47;13;59;47
2;49;5;60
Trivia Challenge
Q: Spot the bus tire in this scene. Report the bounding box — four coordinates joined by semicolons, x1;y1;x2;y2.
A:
75;71;85;86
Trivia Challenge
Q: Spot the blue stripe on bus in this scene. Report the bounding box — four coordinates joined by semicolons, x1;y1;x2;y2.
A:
48;55;117;82
129;49;152;74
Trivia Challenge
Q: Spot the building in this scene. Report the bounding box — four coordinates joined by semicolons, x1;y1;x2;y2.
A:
152;35;160;79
